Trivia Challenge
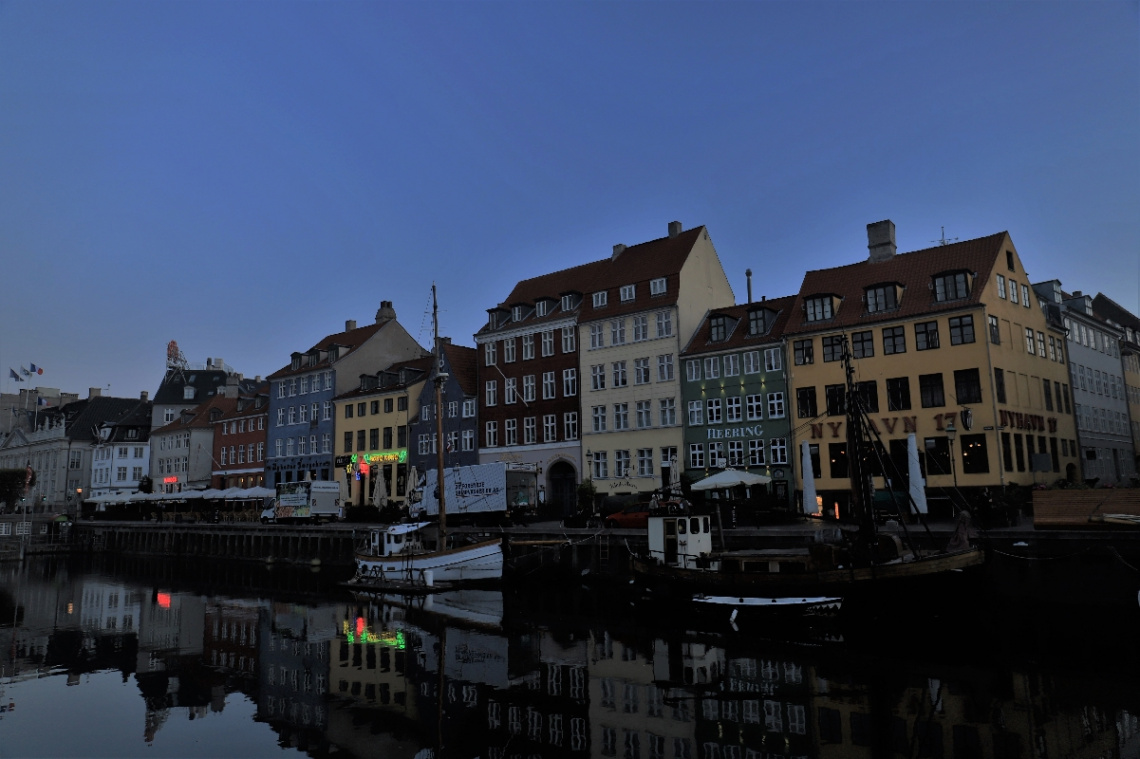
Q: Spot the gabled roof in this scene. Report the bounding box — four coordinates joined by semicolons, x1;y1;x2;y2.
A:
152;394;231;435
100;400;154;443
1092;293;1140;333
683;295;799;357
268;321;392;380
45;396;148;443
152;368;250;405
785;232;1009;334
334;356;435;401
478;225;708;334
441;343;478;397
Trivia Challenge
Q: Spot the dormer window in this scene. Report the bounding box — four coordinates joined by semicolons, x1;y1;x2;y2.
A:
865;284;901;313
183;387;196;400
748;309;771;336
561;294;576;312
932;271;971;302
620;285;635;302
290;355;301;370
329;346;340;362
512;305;524;322
650;277;667;296
710;316;728;342
593;291;608;308
536;300;550;317
805;296;835;322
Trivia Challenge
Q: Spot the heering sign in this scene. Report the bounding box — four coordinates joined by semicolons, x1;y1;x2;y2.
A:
707;424;764;440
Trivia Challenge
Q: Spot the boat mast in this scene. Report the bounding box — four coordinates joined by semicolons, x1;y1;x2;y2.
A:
433;284;448;542
842;336;876;552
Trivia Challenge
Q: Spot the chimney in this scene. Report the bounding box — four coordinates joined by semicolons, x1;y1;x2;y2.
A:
206;358;212;368
88;387;102;399
375;300;397;322
140;390;149;402
439;336;452;345
612;244;626;259
346;319;358;331
867;220;896;262
746;269;753;304
668;220;683;238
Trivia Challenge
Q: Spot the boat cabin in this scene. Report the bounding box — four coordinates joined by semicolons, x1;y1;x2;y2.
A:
647;513;714;569
367;522;429;558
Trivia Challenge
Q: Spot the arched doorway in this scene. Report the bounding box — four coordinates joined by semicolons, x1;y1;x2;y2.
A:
547;461;578;518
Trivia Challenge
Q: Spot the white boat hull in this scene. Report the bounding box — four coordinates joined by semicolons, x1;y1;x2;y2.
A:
354;539;503;586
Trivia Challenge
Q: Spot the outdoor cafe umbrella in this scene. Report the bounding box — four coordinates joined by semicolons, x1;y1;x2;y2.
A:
689;468;772;491
801;440;818;515
668;456;681;497
372;469;388;508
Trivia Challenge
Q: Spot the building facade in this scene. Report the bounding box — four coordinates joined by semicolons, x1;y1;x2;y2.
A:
266;301;427;487
407;340;480;476
150;395;230;493
1092;293;1140;475
578;222;734;500
150;353;252;430
680;295;797;508
784;220;1079;517
1035;284;1136;485
91;396;153;498
209;385;270;490
333;357;432;508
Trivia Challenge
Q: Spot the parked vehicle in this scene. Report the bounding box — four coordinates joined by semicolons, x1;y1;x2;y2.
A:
261;480;344;524
603;504;651;529
413;462;538;524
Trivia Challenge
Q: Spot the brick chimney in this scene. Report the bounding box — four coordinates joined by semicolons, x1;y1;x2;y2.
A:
867;220;896;262
612;244;626;260
668;220;683;238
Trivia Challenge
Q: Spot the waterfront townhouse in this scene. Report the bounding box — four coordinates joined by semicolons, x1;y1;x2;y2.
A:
475;259;604;516
578;222;734;500
1035;284;1136;484
150;394;230;493
407;339;480;475
784;220;1078;518
91;396;153;498
1092;293;1140;473
266;301;426;487
150;350;254;430
334;356;433;508
209;383;270;490
0;389;144;513
680;294;798;508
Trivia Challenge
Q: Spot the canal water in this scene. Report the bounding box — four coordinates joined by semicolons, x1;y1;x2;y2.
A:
2;554;1139;759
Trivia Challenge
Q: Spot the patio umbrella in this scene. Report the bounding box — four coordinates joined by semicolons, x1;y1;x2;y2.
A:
372;470;388;508
668;456;681;497
690;468;771;491
801;440;818;515
907;433;928;514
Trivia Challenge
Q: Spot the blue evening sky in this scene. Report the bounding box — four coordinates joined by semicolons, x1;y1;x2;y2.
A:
2;1;1137;399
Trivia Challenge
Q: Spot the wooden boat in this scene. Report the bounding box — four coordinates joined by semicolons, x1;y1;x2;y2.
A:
632;334;985;604
349;285;504;591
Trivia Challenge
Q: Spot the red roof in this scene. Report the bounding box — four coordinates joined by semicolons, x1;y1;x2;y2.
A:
267;321;391;380
441;342;478;397
683;294;799;356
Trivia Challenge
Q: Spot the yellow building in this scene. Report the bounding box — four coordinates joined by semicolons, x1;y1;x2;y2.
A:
333;357;433;508
785;221;1078;518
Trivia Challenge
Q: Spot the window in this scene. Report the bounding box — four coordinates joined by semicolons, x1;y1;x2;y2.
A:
805;296;833;321
726;396;742;422
689;443;705;469
988;315;1001;344
485;380;498;406
612;361;628;387
794;339;814;365
632;315;648;341
796;387;817;418
484;342;497;366
543;371;556;399
1025;327;1035;354
961;434;989;474
865;284;898;312
886;377;911;411
620;284;635;302
505;419;517;445
997;274;1007;299
561;326;576;352
656;311;673;337
685;359;701;382
933;271;969;301
448;400;458;418
747;393;765;420
919;373;945;407
657;354;674;381
564;412;578;440
1021;284;1030;307
825;384;846;416
543;415;557;442
1036;331;1046;357
634;358;650;385
614;450;630;476
343;404;353;419
883;326;906;354
767;392;785;418
522;334;535;360
1043;378;1054;412
638;449;654;476
723;354;740;376
463;398;476;417
592;451;608;479
915;321;940;351
384;398;394;413
854;380;878;412
485;421;498;447
727;440;744;467
535;300;549;317
749;309;768;335
590;324;604;349
763;348;781;372
704;357;720;379
523;375;536;402
852;330;874;359
769;438;788;464
563;369;577;396
749;439;765;466
593;291;607;308
710;316;727;342
659;398;676;426
822;335;843;362
505;377;518;404
706;398;722;424
613;403;629;430
636;400;652;428
610;320;626;345
462;429;475;451
503;338;516;363
687;400;704;425
592;406;607;432
650;277;667;295
949;315;975;345
953;368;983;404
743;350;761;374
591;364;606;391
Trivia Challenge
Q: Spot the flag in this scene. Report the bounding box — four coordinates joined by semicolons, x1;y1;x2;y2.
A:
20;366;30;376
36;397;48;407
25;463;33;493
29;363;43;375
9;368;23;382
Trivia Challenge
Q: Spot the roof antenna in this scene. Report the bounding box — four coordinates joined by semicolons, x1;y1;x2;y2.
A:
932;226;958;246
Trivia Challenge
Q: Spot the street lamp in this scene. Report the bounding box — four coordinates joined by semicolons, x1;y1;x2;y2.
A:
944;419;958;489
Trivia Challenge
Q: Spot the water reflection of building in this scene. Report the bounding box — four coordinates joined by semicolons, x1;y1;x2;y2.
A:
256;601;337;748
203;599;262;687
